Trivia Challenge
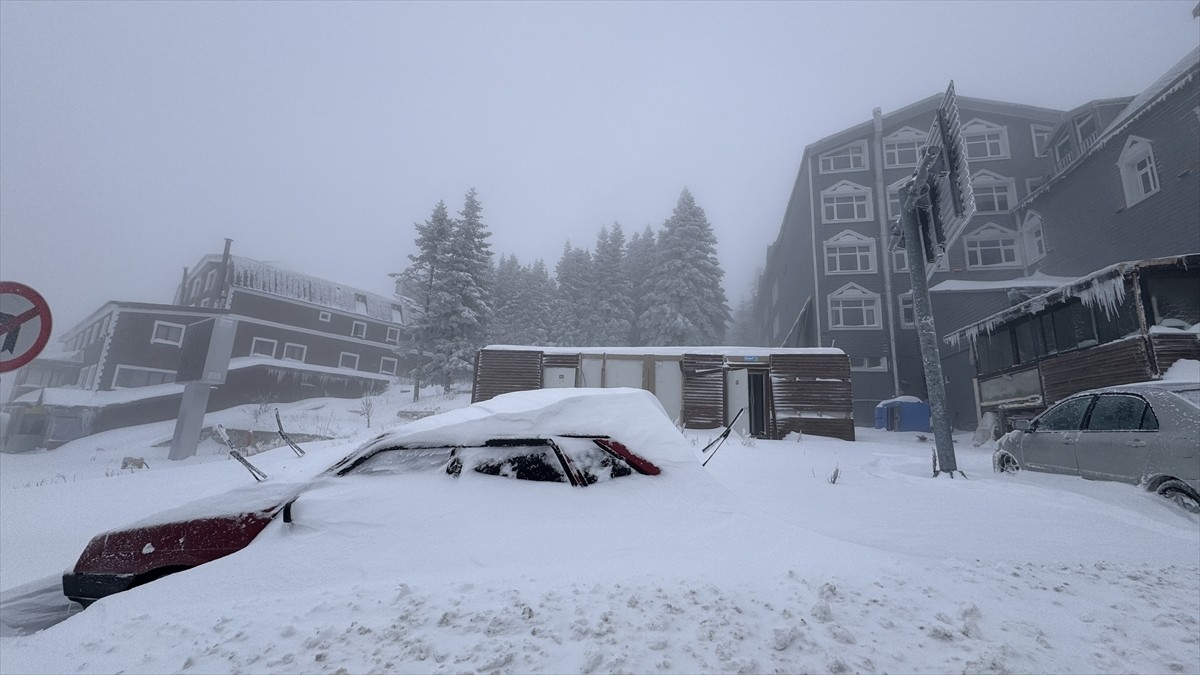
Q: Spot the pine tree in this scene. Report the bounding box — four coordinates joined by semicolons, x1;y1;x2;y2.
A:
399;201;456;392
591;223;635;345
626;225;657;346
488;254;525;345
639;189;731;346
553;242;595;346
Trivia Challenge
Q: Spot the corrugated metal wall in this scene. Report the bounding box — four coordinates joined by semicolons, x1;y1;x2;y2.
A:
471;349;544;403
681;354;725;429
768;353;855;441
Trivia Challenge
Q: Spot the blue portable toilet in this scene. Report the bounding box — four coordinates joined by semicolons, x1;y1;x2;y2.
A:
874;397;932;432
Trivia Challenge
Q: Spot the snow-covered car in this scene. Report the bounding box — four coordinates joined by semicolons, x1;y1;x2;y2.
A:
62;389;669;607
993;379;1200;511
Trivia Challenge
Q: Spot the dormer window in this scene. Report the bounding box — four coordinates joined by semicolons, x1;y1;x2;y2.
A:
1022;212;1046;263
1030;124;1054;157
1116;136;1160;208
1075;113;1099;149
819;140;869;174
1053;135;1074;169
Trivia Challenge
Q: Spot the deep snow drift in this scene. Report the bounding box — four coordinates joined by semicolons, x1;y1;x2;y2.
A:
1;386;1197;674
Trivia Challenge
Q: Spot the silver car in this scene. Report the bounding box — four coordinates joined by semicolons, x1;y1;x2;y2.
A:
993;380;1200;512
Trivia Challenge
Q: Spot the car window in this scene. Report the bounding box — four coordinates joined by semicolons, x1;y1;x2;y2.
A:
1035;396;1092;431
351;446;456;475
1140;404;1159;431
1086;395;1149;431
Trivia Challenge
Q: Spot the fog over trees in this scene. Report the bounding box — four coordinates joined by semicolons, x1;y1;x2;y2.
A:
402;188;736;363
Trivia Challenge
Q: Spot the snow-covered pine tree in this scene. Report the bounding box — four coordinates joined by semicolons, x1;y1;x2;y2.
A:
511;259;556;346
398;201;456;391
591;223;635;345
487;254;524;345
639;188;731;346
553;242;596;346
625;225;657;346
430;188;494;390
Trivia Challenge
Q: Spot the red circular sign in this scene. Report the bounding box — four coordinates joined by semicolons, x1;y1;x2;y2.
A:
0;281;53;373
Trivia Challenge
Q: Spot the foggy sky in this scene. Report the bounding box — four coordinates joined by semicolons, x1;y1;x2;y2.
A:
2;1;1197;339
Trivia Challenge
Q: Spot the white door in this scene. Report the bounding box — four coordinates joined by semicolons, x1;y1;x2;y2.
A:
726;368;750;436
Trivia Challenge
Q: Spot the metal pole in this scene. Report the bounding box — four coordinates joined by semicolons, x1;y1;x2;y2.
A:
899;182;959;476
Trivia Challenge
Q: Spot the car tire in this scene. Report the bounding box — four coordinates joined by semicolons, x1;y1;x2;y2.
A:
993;451;1020;475
1156;480;1200;514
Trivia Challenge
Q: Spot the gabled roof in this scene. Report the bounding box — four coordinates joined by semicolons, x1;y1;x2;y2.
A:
1020;46;1200;209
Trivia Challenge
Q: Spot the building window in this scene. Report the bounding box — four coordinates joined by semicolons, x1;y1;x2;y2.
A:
113;365;176;388
899;293;915;328
190;278;201;300
819;140;868;173
828;283;882;330
282;343;307;362
386;326;401;344
319;311;332;322
151;321;185;346
971;170;1016;213
1075;113;1098;148
339;352;360;370
391;304;405;324
824;231;877;274
354;293;368;314
1026;175;1048;195
885;176;910;221
1116;136;1160;208
199;298;210;308
891;247;948;273
849;356;888;372
380;356;398;375
1053;135;1073;169
961;119;1009;160
820;181;873;223
964;224;1021;269
351;321;367;339
250;337;277;358
1022;212;1046;263
1030;124;1053;157
205;269;217;291
883;127;927;168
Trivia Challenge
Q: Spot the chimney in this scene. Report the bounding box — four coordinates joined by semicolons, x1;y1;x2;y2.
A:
218;238;233;308
175;266;189;305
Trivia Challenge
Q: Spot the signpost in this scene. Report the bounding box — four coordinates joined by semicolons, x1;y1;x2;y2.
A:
890;82;975;477
0;282;53;373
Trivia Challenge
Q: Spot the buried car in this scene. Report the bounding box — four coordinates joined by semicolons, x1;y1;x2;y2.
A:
992;379;1200;511
62;388;673;607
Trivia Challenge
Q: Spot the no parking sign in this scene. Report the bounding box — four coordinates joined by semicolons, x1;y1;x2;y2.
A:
0;281;53;373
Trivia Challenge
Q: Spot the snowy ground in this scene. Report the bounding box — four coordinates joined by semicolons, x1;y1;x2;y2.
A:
1;386;1198;675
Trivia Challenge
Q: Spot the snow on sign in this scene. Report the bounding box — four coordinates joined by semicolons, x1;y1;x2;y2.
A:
0;281;53;373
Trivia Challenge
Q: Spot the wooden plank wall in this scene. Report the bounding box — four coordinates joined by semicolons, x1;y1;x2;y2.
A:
1151;333;1200;374
472;349;544;403
1039;338;1153;405
768;353;855;441
681;354;725;429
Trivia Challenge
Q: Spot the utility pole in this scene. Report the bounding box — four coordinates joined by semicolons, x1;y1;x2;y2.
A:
890;82;975;477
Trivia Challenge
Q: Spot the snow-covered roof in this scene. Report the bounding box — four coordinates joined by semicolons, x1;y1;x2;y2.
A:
945;254;1200;347
1020;46;1199;209
196;254;404;323
485;345;846;357
929;273;1077;293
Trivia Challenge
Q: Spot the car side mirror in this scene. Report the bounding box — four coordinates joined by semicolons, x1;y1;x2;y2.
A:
1013;419;1031;432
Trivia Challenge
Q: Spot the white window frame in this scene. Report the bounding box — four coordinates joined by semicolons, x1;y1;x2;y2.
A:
204;269;217;291
885;176;909;221
892;247;948;273
1030;123;1054;157
899;293;916;328
883;127;928;168
818;140;869;174
1053;135;1074;169
319;311;332;322
351;320;367;339
250;337;277;358
820;181;873;224
190;278;201;300
282;342;307;362
1022;212;1047;264
390;304;405;324
961;119;1010;161
827;283;882;330
112;364;176;389
1075;113;1099;148
1116;136;1161;208
964;224;1022;270
970;170;1017;214
379;356;398;375
386;326;400;344
849;356;888;372
823;230;877;274
150;320;185;346
339;352;360;370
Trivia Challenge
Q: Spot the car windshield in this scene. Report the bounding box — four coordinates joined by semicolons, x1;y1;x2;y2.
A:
345;437;636;485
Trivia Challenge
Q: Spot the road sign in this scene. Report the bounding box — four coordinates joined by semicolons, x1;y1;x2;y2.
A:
0;281;53;373
921;81;976;278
